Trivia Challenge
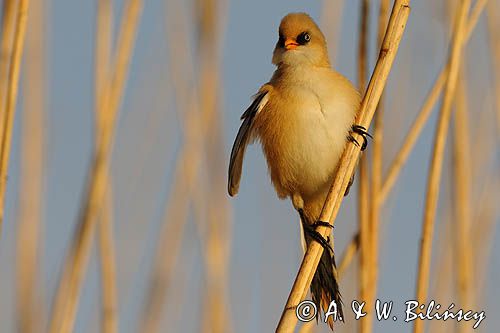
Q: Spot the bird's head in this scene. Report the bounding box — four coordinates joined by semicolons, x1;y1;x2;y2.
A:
272;13;330;68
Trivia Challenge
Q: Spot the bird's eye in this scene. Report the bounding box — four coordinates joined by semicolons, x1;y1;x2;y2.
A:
278;34;285;47
297;32;311;45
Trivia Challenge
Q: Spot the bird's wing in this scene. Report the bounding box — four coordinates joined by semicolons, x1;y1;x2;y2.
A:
228;89;269;196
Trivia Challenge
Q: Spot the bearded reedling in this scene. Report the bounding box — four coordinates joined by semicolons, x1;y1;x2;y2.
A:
228;12;370;328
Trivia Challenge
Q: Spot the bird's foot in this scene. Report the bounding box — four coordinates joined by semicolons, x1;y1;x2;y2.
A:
302;220;334;253
348;125;372;151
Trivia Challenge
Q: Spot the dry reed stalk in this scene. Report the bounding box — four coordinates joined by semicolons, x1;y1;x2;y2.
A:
357;1;371;332
0;0;17;139
195;0;233;331
138;3;206;331
452;65;472;323
15;1;44;331
0;0;29;233
367;0;389;319
48;1;144;332
0;0;18;134
275;2;410;331
413;1;471;333
97;188;118;333
94;2;118;332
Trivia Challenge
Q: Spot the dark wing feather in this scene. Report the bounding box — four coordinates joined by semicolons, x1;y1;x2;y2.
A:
228;91;268;196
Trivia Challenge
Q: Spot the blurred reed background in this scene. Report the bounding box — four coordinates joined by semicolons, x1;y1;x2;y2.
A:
0;0;498;332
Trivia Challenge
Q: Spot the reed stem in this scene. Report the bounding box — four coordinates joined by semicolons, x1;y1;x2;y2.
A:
16;1;44;331
413;1;471;333
94;1;118;332
0;0;30;233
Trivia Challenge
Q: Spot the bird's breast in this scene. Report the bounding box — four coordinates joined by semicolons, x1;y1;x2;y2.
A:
254;83;354;199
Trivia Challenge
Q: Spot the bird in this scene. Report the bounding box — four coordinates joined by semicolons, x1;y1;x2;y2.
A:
228;12;369;329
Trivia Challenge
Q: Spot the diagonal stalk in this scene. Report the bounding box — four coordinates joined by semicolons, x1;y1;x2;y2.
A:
0;0;30;233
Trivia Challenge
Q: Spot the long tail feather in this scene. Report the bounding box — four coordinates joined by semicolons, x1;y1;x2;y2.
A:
310;246;343;329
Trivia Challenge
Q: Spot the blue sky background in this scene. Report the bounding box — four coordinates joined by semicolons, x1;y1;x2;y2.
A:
0;0;499;332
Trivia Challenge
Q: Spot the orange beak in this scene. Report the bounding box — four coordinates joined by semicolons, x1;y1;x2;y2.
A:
284;38;299;50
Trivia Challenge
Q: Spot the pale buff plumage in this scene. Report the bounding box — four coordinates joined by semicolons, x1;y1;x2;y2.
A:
229;12;360;223
228;13;360;328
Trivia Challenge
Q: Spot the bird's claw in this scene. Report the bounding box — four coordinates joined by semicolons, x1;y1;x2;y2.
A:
303;221;334;253
298;210;334;254
348;124;372;151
